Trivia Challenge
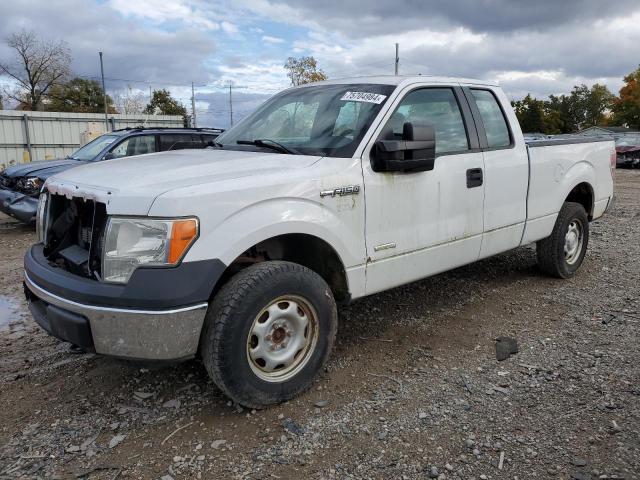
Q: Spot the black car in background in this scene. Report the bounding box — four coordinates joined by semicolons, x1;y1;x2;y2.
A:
0;127;223;223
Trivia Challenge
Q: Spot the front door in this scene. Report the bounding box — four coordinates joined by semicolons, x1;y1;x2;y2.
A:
362;85;485;295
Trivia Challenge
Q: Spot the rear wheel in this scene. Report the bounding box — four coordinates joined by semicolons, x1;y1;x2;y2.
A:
200;261;337;408
536;201;589;278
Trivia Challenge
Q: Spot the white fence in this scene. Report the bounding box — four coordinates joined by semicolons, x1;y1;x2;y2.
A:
0;110;183;169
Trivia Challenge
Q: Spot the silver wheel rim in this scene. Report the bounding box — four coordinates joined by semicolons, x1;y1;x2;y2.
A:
246;295;319;383
564;219;584;265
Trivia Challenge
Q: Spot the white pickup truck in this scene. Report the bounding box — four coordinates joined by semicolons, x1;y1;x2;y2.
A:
24;76;615;407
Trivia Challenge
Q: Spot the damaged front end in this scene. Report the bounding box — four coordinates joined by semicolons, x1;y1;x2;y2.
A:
38;191;108;281
23;188;221;360
0;174;41;223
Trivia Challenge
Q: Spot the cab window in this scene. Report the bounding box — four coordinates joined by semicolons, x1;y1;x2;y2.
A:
380;88;469;154
470;89;511;148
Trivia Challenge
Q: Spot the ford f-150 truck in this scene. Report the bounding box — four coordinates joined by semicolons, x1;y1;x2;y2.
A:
23;76;615;407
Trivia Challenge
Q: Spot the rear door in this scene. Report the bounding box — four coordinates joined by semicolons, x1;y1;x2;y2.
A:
463;87;529;258
361;84;485;295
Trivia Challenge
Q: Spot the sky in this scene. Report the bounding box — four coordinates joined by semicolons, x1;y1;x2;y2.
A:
1;0;639;128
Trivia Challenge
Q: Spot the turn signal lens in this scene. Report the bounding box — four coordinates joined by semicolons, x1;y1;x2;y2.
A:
169;219;198;264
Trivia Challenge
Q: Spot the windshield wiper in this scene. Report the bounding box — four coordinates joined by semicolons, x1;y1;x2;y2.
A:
236;139;300;155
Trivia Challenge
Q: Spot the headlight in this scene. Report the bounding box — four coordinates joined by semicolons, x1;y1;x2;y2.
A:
36;192;49;244
17;177;43;195
102;217;198;283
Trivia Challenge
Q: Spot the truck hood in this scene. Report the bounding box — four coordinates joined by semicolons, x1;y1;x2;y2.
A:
45;149;322;215
3;158;87;180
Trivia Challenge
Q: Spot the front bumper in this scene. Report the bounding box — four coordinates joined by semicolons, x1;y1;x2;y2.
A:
0;188;38;223
24;245;226;360
25;273;208;359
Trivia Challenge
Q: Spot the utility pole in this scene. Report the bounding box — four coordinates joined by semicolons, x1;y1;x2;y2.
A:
191;82;197;128
394;43;399;76
149;86;152;101
228;85;233;127
99;52;109;130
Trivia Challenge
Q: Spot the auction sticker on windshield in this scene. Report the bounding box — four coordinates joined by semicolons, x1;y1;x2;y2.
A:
340;92;387;104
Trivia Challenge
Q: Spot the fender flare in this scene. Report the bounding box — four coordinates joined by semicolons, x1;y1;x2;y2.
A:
557;161;596;213
186;197;362;269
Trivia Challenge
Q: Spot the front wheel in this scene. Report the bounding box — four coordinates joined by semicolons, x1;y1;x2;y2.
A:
200;261;337;408
536;201;589;278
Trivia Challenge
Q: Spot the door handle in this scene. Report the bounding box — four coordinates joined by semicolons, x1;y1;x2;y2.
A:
466;168;483;188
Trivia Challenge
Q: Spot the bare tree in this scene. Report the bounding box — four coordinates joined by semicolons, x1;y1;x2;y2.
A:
0;30;71;110
114;86;147;114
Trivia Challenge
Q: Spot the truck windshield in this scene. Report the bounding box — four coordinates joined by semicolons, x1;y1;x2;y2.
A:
216;83;396;158
69;134;119;161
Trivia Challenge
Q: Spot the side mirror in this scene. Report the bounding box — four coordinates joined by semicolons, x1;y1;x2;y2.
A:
371;122;436;173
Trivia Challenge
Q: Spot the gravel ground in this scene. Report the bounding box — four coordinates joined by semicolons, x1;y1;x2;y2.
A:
0;170;638;480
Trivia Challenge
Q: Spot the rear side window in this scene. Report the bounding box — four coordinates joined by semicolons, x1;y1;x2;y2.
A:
470;89;511;148
381;88;469;154
160;134;203;151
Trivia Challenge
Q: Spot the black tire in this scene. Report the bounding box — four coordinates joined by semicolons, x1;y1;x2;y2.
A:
200;261;337;408
536;201;589;278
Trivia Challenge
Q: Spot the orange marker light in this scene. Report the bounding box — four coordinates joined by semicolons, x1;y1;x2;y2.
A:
168;219;198;264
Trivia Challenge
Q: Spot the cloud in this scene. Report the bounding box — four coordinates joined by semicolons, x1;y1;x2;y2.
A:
0;0;216;89
262;35;285;44
221;21;240;35
107;0;219;30
1;0;639;112
241;0;640;36
237;0;640;98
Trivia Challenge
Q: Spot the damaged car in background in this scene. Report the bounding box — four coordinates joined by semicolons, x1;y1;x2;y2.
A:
615;133;640;168
0;127;223;223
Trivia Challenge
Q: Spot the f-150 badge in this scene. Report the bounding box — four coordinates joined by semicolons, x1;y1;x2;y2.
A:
320;185;361;198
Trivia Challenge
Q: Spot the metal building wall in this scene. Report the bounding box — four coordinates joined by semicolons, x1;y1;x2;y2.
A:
0;111;183;169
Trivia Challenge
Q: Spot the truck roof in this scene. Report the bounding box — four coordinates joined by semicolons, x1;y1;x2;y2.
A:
305;75;499;88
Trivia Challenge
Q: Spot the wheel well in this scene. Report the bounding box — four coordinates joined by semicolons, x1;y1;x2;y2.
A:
565;182;594;220
216;234;350;303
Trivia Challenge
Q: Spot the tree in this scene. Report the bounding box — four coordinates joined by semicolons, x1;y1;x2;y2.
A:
144;89;189;126
0;93;3;110
512;94;546;133
543;84;614;133
0;30;71;111
284;56;327;86
584;83;614;127
114;86;146;114
46;77;115;113
144;89;187;116
612;65;640;129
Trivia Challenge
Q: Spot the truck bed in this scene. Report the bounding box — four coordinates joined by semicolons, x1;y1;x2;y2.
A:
521;136;615;245
525;136;612;148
